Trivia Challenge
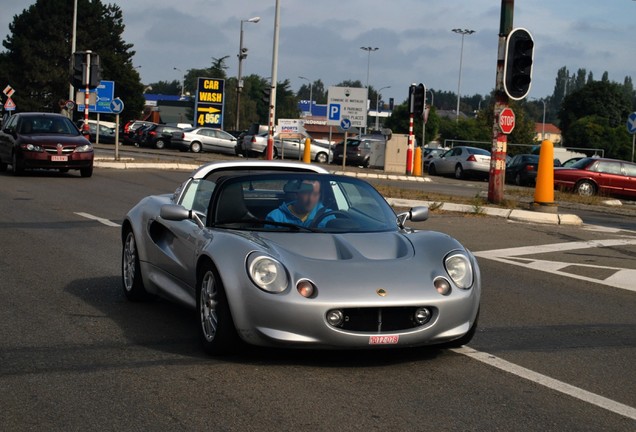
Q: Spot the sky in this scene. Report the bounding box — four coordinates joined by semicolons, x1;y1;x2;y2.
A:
0;0;635;105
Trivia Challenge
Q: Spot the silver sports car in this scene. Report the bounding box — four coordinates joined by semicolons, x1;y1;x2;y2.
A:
122;160;481;354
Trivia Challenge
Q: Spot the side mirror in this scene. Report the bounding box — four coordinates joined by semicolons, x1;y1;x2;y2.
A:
160;204;204;228
397;206;429;229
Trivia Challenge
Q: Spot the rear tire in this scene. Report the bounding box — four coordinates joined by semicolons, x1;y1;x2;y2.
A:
190;141;202;153
197;263;239;355
0;160;7;172
575;180;596;196
515;173;522;186
122;230;154;301
454;164;464;180
428;164;437;176
154;139;166;150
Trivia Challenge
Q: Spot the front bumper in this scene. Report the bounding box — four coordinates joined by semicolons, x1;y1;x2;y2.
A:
19;151;94;169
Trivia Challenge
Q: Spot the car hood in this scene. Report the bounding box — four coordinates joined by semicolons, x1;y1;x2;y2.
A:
18;134;89;146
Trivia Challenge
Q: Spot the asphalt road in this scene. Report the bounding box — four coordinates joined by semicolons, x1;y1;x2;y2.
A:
1;168;635;431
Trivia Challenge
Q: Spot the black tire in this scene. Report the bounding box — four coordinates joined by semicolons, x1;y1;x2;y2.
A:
190;141;202;153
575;180;596;197
80;166;93;178
515;173;522;186
428;163;437;176
154;139;166;150
196;263;239;355
315;152;328;164
121;230;154;301
59;168;69;173
12;152;23;176
272;148;279;159
454;164;464;180
0;160;7;172
439;309;479;348
362;157;370;168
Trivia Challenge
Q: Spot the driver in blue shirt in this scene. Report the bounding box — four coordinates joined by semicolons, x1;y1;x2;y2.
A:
266;180;332;228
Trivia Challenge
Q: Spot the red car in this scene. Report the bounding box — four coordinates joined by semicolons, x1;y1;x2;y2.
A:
553;157;636;199
0;112;94;177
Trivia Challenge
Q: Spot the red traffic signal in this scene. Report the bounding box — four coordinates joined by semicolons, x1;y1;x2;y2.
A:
503;28;534;100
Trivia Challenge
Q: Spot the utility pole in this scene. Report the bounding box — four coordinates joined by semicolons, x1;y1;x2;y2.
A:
266;0;281;160
67;0;78;118
452;28;475;121
236;17;260;131
487;0;514;204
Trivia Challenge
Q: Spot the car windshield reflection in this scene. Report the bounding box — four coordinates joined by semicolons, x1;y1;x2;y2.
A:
210;174;398;233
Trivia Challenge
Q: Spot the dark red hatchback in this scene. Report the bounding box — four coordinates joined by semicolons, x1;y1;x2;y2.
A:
0;112;94;177
553;157;636;199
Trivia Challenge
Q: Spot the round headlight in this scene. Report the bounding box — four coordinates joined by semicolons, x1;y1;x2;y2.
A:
444;253;473;289
247;254;288;293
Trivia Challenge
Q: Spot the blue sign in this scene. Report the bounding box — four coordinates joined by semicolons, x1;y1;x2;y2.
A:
328;103;341;121
110;98;124;115
627;112;636;135
340;118;351;131
77;80;115;113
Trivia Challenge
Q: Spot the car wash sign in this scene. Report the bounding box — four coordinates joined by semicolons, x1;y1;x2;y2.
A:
195;77;225;128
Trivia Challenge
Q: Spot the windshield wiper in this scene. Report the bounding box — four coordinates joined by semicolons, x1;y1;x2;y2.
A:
215;219;321;232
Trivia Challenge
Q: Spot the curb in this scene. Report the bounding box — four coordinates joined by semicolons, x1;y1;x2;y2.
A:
330;170;431;182
386;197;583;226
94;161;200;171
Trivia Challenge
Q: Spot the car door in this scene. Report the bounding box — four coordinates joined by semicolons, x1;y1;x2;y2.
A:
436;148;459;174
619;162;636;198
199;129;218;151
0;115;18;162
215;130;237;154
593;160;623;195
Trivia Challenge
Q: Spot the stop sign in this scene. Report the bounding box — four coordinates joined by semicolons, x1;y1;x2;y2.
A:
499;107;515;134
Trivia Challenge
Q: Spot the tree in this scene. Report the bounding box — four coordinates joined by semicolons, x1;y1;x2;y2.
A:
297;79;327;104
146;80;181;95
559;81;632;157
0;0;144;122
383;100;440;145
601;71;609;82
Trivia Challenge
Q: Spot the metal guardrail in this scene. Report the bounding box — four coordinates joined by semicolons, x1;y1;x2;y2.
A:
442;139;605;157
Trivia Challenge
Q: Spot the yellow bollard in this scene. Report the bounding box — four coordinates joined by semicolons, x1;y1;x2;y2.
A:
413;147;422;176
303;137;312;163
533;139;557;211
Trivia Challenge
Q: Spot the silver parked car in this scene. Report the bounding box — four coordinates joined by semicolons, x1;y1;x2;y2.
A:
240;132;332;164
121;160;481;354
173;127;237;154
428;146;491;179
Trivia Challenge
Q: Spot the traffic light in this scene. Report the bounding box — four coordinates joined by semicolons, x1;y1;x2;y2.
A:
410;83;425;117
70;51;101;89
88;54;101;89
503;28;534;100
261;87;271;104
70;52;86;89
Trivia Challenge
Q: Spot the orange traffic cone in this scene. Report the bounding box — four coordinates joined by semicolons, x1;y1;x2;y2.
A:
533;139;557;212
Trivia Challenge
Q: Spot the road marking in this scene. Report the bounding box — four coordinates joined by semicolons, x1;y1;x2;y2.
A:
74;212;121;228
452;346;636;421
475;239;636;292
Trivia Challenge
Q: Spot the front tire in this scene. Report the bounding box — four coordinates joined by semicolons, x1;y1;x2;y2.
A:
0;160;7;172
315;152;328;164
428;163;437;176
154;139;166;150
12;152;23;176
575;180;596;196
122;230;153;301
80;166;93;178
197;264;238;355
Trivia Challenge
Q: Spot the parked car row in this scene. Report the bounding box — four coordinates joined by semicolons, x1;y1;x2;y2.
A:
237;132;333;164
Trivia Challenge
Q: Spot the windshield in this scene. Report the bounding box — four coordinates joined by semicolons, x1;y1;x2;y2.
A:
211;174;398;233
19;116;80;136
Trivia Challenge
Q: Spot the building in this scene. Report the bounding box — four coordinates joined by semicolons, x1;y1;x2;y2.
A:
535;122;562;144
143;94;193;125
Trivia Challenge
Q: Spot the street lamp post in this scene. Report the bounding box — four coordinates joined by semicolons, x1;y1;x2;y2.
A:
173;67;185;99
375;85;390;131
452;28;475;121
236;16;260;131
298;76;312;116
423;88;434;149
360;46;378;134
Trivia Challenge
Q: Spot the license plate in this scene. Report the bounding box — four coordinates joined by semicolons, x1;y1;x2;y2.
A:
369;335;399;345
51;155;68;162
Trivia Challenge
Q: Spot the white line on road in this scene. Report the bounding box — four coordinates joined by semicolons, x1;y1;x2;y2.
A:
74;212;121;228
453;346;636;421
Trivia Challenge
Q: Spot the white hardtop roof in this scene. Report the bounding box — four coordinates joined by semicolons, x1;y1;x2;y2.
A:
191;160;329;180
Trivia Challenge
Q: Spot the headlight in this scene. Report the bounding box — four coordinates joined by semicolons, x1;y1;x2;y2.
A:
23;144;43;152
444;253;473;289
247;254;288;293
74;144;93;153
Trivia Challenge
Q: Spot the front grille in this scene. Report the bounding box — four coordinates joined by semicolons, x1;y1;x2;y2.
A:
337;307;435;332
45;147;74;154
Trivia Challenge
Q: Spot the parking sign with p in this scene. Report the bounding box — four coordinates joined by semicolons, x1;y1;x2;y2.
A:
328;103;341;121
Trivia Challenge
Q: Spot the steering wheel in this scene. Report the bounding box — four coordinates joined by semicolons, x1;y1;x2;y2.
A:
310;210;352;228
